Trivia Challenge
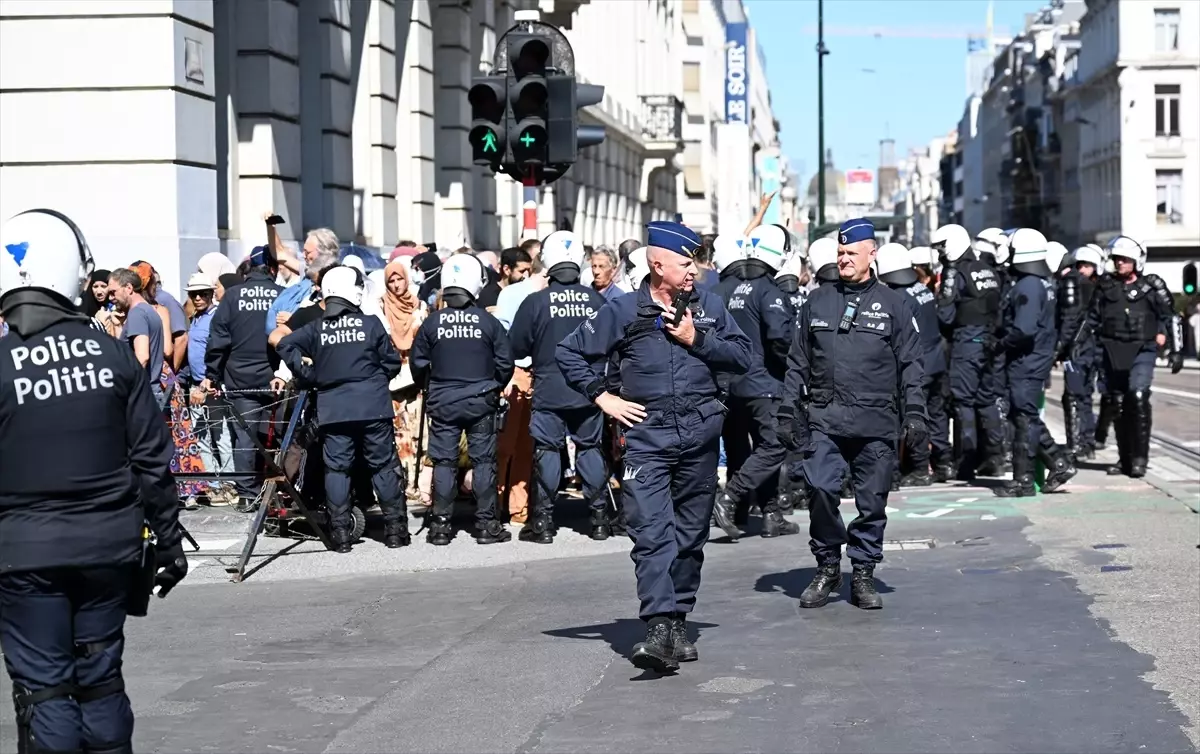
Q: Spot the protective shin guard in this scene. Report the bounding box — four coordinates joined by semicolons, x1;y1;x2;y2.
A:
1105;393;1127;475
995;417;1035;497
1129;390;1152;478
1062;395;1080;459
431;463;458;517
1095;393;1117;448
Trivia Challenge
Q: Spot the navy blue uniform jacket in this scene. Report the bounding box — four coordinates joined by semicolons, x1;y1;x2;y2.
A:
276;308;402;426
555;281;752;408
510;281;606;411
783;277;926;443
0;318;182;572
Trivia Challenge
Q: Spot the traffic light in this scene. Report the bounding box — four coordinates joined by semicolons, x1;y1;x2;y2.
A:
546;77;606;164
1184;262;1197;295
506;33;550;166
468;76;507;165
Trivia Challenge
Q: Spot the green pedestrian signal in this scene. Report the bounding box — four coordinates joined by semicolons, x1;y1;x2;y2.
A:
481;130;498;153
520;131;536;148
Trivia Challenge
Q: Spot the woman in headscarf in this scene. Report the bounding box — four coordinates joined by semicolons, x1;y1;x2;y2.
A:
79;269;111;317
197;251;236;281
382;259;431;505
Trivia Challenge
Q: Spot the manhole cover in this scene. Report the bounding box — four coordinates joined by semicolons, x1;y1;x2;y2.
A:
882;538;936;551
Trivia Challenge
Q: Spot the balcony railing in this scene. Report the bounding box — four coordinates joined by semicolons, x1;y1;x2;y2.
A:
640;95;684;144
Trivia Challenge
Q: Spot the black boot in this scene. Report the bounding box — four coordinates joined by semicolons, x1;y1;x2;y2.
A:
610;504;629;537
631;617;679;672
799;562;842;608
589;507;611;541
850;564;883;610
711;490;743;540
670;615;698;662
1039;427;1077;492
996;418;1036;497
330;527;353;554
1129;390;1152;478
931;462;954;483
1109;393;1132;476
899;470;932;487
425;514;453;546
841;475;855;499
475;518;512;544
518;512;554;544
384;519;411;549
759;500;800;539
1062;393;1082;463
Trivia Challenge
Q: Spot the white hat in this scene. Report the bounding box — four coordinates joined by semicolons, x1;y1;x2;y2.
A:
185;272;215;292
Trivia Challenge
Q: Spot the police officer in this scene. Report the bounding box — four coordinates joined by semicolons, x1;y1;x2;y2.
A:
509;231;609;542
410;253;515;545
774;248;810;311
929;223;1004;481
974;227;1015;474
0;209;188;754
1055;244;1104;461
557;221;751;672
201;244;283;510
276;265;408;552
876;243;944;486
1090;243;1119;450
1076;236;1184;478
711;224;800;540
993;230;1076;497
908;246;953;479
778;218;926;611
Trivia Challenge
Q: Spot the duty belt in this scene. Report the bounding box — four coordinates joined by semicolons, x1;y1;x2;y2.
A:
623;394;717;411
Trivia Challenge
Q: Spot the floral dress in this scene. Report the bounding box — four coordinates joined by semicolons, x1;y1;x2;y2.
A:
161;365;206;499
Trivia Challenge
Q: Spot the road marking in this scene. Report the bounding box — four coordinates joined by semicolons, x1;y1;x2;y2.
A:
955;497;978;503
1153;386;1200;401
194;539;242;552
885;506;901;513
980;514;997;521
908;507;955;519
1149;457;1195;483
947;503;964;508
1186;440;1200;449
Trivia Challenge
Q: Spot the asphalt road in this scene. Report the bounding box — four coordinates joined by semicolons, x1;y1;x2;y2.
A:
2;454;1196;754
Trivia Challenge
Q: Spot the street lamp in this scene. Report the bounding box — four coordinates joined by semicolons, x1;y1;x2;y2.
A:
816;0;829;226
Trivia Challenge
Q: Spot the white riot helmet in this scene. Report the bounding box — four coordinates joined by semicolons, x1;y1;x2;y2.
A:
1046;241;1070;272
1073;245;1104;269
711;234;747;273
808;237;838;278
540;229;584;271
622;247;648;289
930;224;973;263
746;224;790;272
320;265;365;306
974;227;1008;262
1008;228;1051;277
876;242;917;286
440;252;488;298
776;252;807;280
1107;235;1146;272
0;208;95;305
909;246;935;270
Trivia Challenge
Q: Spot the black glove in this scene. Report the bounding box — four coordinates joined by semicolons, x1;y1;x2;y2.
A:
154;542;189;599
777;405;809;452
903;413;929;447
1169;352;1184;374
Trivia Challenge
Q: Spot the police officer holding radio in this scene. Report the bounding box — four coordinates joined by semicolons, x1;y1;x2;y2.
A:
1071;236;1184;478
711;224;800;540
779;219;926;611
557;221;751;673
876;242;944;486
1055;245;1104;461
276;265;408;552
994;230;1076;497
929;223;1004;481
201;244;283;510
0;209;188;754
410;253;515;546
509;231;609;543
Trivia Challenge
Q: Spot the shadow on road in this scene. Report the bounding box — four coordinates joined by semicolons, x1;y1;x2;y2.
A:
754;566;894;602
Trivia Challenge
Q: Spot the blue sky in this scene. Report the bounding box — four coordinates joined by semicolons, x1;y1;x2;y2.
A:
745;0;1038;182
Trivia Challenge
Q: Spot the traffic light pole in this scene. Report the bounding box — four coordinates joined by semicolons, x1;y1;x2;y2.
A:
522;171;539;240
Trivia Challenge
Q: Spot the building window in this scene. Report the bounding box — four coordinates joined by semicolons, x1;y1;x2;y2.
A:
1155;169;1184;224
1154;9;1180;52
1155;84;1181;136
